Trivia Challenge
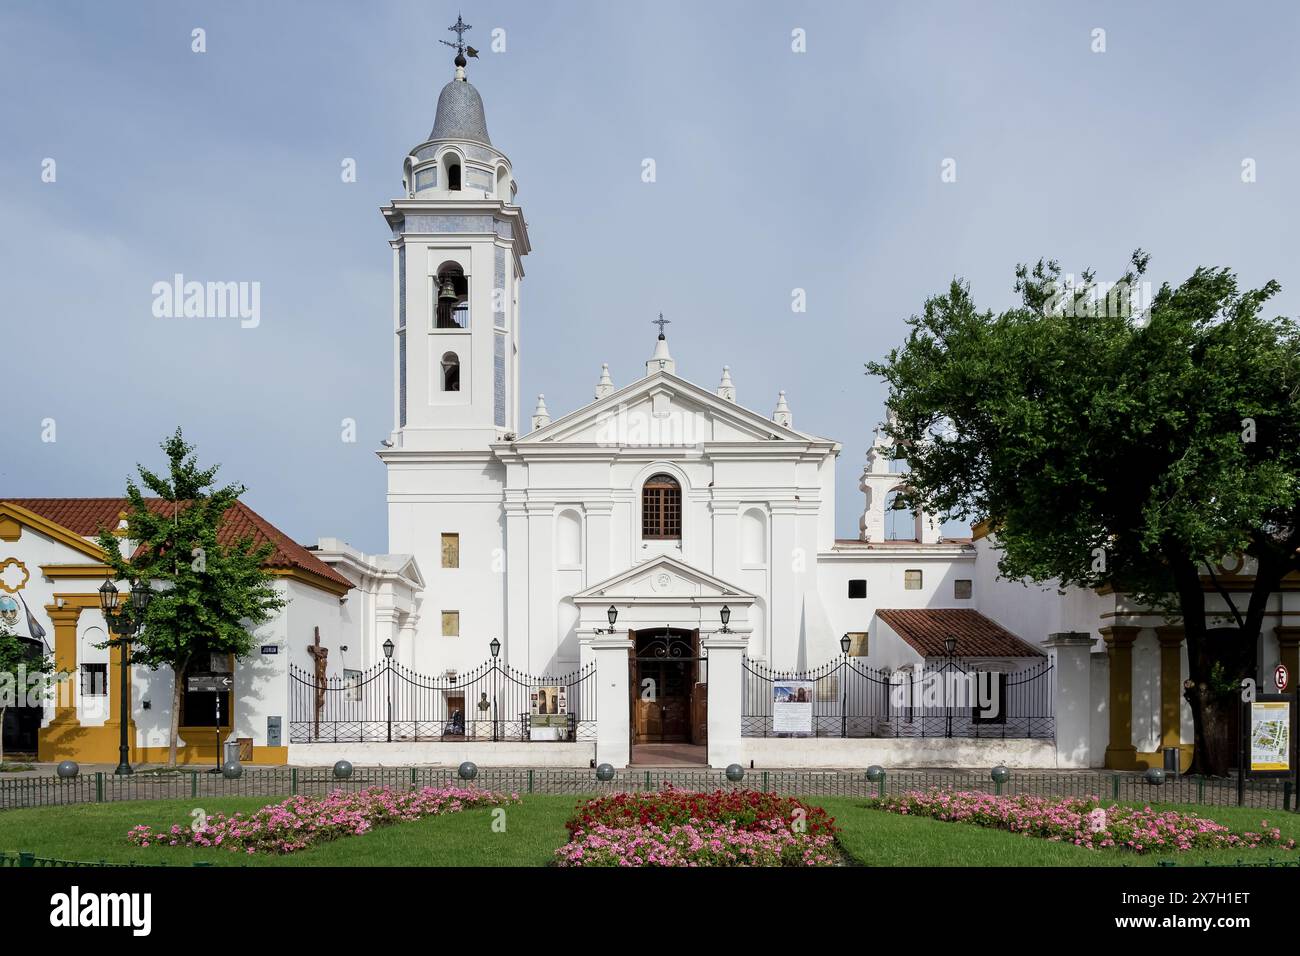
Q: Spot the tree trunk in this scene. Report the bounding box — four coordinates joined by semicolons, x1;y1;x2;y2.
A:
168;666;183;768
1185;627;1255;777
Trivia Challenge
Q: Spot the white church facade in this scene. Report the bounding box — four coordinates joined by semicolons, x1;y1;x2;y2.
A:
4;48;1297;772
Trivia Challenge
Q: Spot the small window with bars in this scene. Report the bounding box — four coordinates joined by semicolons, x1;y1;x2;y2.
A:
904;569;923;590
954;578;973;599
80;663;107;697
641;474;682;539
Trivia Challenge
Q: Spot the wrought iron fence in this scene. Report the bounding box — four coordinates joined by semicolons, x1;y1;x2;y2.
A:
741;656;1054;739
289;658;596;744
1;767;1294;812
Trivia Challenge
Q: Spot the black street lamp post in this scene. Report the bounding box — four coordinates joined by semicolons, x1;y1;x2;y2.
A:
489;637;501;742
943;634;958;738
99;578;153;776
839;633;851;738
383;637;395;742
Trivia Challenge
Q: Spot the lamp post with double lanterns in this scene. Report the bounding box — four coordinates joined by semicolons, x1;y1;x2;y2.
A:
383;637;395;742
489;637;501;741
98;578;154;776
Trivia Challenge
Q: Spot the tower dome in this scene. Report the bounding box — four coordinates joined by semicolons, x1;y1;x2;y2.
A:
429;74;491;146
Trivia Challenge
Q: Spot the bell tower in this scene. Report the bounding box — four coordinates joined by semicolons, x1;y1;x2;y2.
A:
382;16;531;452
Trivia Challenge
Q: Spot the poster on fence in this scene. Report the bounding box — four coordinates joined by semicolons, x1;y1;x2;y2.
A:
1247;697;1293;775
772;680;813;735
530;685;569;740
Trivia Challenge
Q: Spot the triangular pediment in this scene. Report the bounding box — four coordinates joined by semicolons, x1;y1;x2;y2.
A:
573;555;754;603
516;371;823;446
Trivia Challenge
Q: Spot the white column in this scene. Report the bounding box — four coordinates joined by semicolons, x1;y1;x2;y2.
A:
592;634;633;768
702;634;748;768
1042;631;1095;769
503;498;528;669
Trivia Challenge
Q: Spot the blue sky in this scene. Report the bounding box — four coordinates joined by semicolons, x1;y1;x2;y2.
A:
2;1;1298;552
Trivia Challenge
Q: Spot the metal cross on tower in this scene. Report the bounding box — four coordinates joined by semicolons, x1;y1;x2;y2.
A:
652;313;671;337
440;14;476;58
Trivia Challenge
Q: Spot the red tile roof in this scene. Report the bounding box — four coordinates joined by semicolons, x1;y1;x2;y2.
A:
876;608;1043;658
4;497;351;592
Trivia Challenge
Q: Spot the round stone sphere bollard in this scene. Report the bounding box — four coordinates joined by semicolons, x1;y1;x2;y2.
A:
725;764;745;782
1143;767;1166;786
221;761;243;779
56;760;80;779
990;765;1011;785
865;765;885;783
333;760;354;780
595;763;615;782
458;761;478;781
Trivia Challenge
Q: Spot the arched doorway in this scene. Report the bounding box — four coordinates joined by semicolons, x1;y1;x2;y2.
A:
629;627;706;762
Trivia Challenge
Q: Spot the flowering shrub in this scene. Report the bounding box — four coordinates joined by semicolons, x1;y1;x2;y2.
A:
556;787;840;867
567;786;837;837
871;789;1298;854
129;786;519;855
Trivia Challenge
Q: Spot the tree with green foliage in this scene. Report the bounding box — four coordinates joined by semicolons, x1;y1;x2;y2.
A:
97;429;286;767
868;252;1300;775
0;621;54;765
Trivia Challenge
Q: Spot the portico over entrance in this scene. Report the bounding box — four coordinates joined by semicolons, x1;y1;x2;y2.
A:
573;556;755;765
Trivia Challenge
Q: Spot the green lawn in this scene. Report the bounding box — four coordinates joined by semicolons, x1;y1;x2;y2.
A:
0;794;580;867
2;793;1296;867
819;797;1300;867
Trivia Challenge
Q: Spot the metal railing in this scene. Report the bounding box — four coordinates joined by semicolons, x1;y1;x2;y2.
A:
741;656;1054;739
1;767;1294;812
289;658;596;744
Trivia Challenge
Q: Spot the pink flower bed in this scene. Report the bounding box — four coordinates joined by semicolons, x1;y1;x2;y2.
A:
872;789;1298;854
129;786;519;855
555;788;840;867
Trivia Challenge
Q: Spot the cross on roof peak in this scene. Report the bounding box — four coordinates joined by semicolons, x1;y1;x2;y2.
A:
652;313;671;338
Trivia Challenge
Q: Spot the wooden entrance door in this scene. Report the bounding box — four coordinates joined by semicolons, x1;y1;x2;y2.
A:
632;628;699;744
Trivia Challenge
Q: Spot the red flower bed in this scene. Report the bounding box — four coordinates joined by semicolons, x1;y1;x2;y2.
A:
568;786;837;837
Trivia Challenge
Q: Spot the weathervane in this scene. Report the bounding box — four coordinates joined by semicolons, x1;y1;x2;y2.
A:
440;13;479;61
652;313;671;337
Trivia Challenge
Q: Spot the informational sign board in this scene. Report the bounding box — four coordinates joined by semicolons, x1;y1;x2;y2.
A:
772;679;814;735
530;685;569;740
187;673;233;693
260;645;279;655
1246;694;1295;777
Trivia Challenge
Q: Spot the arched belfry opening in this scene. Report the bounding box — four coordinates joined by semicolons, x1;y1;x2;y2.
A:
440;351;460;392
435;263;469;328
444;154;462;191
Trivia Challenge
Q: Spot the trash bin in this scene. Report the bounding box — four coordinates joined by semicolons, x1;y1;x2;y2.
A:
1162;747;1180;774
223;737;242;766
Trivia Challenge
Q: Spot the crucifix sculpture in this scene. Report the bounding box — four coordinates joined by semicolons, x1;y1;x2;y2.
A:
307;626;328;739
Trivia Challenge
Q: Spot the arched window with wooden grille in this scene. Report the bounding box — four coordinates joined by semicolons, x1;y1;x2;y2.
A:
642;474;682;540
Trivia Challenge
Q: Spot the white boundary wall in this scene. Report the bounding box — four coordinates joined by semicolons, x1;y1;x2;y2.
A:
743;737;1057;769
288;741;595;767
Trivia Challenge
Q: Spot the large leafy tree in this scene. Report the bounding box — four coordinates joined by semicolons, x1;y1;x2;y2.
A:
868;252;1300;775
97;429;286;767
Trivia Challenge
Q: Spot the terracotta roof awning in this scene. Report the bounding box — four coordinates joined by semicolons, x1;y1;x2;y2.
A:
876;608;1043;658
4;497;352;593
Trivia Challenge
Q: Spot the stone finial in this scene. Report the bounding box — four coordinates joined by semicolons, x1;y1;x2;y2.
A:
594;363;614;399
531;394;551;430
646;332;676;376
772;391;792;428
717;366;735;402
